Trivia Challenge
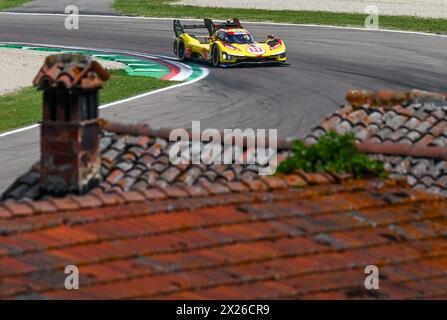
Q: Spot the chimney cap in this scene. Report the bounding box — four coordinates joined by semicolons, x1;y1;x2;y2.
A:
33;53;110;90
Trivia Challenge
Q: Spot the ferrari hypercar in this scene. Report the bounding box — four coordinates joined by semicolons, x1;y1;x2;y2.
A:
173;18;286;67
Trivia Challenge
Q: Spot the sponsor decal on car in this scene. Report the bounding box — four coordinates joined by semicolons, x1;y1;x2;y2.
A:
222;43;240;51
247;46;266;55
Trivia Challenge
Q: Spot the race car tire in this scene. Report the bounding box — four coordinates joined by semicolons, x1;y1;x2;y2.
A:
173;39;178;56
177;39;186;61
212;45;220;67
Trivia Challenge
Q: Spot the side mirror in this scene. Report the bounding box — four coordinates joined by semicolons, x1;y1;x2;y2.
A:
267;34;275;40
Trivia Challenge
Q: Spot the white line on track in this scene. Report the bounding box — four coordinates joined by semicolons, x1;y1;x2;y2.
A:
0;11;446;38
0;124;40;138
99;68;209;110
0;68;209;138
0;41;209;138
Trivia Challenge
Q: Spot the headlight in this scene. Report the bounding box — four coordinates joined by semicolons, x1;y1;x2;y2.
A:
279;52;286;58
222;53;234;60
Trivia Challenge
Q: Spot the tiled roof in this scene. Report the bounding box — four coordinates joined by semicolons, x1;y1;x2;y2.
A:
305;89;447;196
2;88;447;299
33;53;109;90
1;121;295;202
1;177;447;299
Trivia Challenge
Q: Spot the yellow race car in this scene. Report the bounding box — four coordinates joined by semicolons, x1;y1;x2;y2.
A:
173;18;287;67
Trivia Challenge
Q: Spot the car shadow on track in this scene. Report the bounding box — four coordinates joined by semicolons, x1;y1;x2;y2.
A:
222;63;290;69
181;58;290;69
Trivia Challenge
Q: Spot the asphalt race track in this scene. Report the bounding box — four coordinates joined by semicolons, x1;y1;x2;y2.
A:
0;12;446;193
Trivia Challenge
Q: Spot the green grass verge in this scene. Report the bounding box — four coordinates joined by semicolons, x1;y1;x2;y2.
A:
113;0;447;34
0;69;173;133
0;0;29;10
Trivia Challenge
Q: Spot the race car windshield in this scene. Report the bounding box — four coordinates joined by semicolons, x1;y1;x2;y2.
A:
226;33;255;44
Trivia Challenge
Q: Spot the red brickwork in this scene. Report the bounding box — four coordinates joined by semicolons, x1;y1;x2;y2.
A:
34;54;109;195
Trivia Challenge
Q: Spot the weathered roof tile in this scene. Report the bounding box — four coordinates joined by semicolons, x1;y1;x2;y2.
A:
306;89;447;196
0;204;12;218
0;173;446;299
2;201;34;217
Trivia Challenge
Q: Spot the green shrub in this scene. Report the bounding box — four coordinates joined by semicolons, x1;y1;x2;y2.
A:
277;131;386;179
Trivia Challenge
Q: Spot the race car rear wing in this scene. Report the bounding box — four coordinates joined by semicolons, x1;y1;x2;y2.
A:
173;18;243;37
173;19;207;37
209;18;243;32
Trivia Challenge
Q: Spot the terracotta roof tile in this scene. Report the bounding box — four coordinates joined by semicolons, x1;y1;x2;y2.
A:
0;204;12;218
0;177;446;299
2;201;34;217
33;54;109;90
23;199;58;214
306;89;447;196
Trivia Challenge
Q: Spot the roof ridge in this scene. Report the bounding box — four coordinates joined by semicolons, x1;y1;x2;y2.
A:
0;176;411;221
346;89;447;109
357;142;447;160
100;119;293;150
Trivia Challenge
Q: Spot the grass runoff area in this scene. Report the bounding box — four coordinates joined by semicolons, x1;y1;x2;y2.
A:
114;0;447;34
0;70;172;133
0;0;28;10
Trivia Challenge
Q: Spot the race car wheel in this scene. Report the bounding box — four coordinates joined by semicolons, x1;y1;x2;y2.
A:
212;45;220;67
177;39;186;61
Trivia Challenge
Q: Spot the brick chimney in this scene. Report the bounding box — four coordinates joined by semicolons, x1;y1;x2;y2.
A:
33;53;110;196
